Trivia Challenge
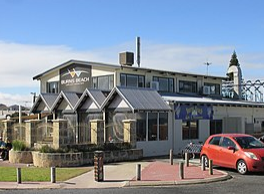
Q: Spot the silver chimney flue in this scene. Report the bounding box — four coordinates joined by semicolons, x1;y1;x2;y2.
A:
136;36;140;67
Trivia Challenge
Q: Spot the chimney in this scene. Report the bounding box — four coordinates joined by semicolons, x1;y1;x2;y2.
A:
136;37;140;67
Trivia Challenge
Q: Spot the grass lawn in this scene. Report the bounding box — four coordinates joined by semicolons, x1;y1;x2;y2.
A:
0;166;92;182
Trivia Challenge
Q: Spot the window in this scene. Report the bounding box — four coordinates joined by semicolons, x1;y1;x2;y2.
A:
179;81;197;93
182;120;198;140
120;73;145;88
136;113;147;141
159;113;168;140
136;112;168;142
209;136;221;146
47;82;59;93
148;113;158;141
210;120;222;135
93;75;114;90
221;137;236;148
204;83;220;95
153;76;174;92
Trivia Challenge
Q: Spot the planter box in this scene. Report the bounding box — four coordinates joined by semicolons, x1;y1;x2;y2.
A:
9;150;33;164
32;152;83;167
15;149;143;167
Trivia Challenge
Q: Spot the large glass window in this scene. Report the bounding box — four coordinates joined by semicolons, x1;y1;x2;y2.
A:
120;73;145;88
136;112;168;142
136;113;147;141
93;75;114;90
210;120;222;135
148;113;158;141
47;82;59;93
204;83;220;95
182;120;199;140
159;113;168;140
179;80;197;93
153;76;174;92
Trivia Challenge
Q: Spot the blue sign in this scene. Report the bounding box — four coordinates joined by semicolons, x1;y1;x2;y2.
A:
175;105;213;120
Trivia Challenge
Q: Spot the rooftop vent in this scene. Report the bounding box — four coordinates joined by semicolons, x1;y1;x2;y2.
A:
119;52;134;66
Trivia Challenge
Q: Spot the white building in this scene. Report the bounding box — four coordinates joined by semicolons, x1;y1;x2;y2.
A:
30;52;264;157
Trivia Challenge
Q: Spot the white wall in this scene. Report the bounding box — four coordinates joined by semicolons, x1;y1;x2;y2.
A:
173;119;209;155
136;141;171;157
40;71;59;93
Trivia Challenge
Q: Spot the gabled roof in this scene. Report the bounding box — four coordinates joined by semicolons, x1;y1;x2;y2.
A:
33;59;228;81
101;87;171;113
33;59;119;80
30;93;58;114
74;89;106;112
51;91;81;113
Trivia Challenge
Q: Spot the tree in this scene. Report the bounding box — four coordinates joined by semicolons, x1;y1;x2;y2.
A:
229;51;240;67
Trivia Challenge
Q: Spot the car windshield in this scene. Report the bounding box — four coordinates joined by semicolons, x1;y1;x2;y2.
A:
234;136;264;149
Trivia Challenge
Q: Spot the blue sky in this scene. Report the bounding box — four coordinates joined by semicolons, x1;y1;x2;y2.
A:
0;0;264;106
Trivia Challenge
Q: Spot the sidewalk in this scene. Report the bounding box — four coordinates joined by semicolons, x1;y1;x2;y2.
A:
0;158;231;190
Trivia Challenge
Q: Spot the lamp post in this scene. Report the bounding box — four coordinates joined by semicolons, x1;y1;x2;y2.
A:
30;92;36;104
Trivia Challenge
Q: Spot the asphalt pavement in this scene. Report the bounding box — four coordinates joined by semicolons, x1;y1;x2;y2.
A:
0;158;231;190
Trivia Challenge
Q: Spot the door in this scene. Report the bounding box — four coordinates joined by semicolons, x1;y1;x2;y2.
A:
219;137;237;168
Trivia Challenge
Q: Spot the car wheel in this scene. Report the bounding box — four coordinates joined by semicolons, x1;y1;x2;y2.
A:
237;160;248;175
201;155;209;167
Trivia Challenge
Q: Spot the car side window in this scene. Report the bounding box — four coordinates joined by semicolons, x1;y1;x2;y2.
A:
221;137;236;148
209;136;221;146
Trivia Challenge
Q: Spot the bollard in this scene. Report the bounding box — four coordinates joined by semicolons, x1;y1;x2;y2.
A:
51;166;56;183
17;167;21;184
201;156;206;171
179;162;184;179
209;159;213;175
94;151;104;182
136;164;141;181
170;149;173;165
185;152;189;167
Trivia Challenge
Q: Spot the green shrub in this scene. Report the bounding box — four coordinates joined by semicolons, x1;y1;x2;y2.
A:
39;145;58;153
38;145;78;153
12;140;27;151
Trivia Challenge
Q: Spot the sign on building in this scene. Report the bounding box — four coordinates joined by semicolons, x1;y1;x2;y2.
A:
60;64;92;93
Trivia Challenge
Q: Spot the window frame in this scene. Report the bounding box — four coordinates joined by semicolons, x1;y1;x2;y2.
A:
92;75;114;90
153;76;174;92
179;80;197;94
120;73;145;88
47;81;59;93
182;120;199;140
204;82;221;95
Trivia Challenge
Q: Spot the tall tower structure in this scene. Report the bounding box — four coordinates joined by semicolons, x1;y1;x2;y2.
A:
226;51;243;99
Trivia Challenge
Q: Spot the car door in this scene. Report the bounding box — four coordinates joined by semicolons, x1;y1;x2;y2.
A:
219;137;237;168
206;136;222;165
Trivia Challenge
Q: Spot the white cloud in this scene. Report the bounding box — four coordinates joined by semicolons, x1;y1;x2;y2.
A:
0;92;33;107
0;40;264;106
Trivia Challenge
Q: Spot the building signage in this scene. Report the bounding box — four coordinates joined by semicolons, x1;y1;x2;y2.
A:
60;64;91;92
175;104;213;120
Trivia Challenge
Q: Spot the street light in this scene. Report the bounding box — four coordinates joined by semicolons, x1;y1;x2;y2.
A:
30;92;36;103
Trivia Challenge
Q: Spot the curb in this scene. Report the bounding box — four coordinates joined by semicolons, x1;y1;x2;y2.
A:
124;170;231;187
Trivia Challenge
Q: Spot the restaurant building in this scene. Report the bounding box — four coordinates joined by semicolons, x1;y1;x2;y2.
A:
30;51;264;156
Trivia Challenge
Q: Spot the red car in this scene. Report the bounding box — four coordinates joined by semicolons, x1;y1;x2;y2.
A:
200;133;264;174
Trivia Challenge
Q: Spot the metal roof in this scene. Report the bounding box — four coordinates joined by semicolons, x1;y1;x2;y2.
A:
101;87;172;112
51;91;81;112
88;89;107;106
30;93;58;113
33;59;227;81
74;89;106;111
162;94;264;107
